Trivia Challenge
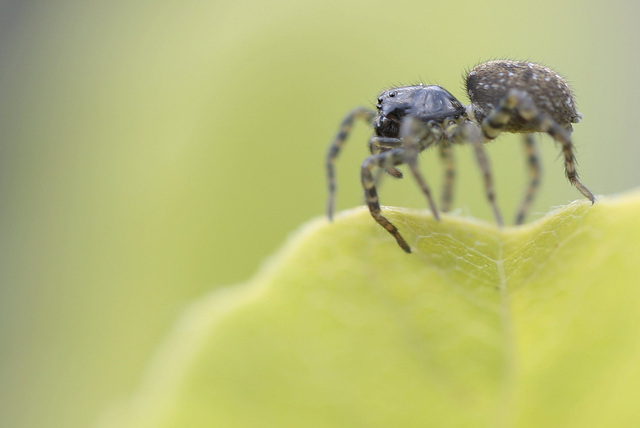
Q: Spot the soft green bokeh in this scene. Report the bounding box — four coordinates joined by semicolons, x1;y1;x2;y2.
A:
1;0;639;427
99;192;640;428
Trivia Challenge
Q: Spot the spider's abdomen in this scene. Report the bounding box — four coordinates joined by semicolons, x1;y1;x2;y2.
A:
466;60;581;132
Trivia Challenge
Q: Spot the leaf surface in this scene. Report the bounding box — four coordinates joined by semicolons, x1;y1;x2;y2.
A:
102;192;640;428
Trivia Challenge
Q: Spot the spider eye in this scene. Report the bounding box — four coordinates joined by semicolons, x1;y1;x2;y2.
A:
389;91;397;98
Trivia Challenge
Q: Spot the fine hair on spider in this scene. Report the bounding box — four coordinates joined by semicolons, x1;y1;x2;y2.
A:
325;59;595;254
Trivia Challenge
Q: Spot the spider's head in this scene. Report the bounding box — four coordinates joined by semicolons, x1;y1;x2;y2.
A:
374;85;466;138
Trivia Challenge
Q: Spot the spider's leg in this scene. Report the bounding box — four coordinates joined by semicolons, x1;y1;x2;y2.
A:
361;148;411;253
545;119;595;203
456;121;504;226
326;107;376;221
438;141;455;213
506;90;596;204
514;134;542;225
370;136;404;178
401;116;440;221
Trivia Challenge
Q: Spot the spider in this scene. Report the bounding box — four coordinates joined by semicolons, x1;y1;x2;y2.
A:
325;59;595;253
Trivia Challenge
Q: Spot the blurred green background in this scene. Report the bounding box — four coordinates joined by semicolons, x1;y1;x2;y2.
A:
0;1;638;427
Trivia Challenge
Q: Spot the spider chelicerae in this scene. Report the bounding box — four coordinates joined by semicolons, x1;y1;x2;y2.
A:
325;59;595;253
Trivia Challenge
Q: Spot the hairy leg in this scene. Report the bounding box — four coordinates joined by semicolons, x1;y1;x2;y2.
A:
361;148;411;253
326;107;376;220
514;134;542;224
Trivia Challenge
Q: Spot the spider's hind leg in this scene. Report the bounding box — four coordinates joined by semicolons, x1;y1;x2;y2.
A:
503;90;596;205
515;134;541;225
457;122;504;226
542;120;595;204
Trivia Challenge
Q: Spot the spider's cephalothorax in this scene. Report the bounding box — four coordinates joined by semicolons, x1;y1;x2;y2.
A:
325;60;595;253
373;85;466;138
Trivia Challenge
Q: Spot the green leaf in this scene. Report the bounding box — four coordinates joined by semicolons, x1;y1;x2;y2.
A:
101;192;640;428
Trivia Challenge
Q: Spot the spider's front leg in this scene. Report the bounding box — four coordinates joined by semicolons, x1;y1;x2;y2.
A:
369;136;404;178
326;107;377;221
438;141;455;213
400;116;440;221
361;148;411;253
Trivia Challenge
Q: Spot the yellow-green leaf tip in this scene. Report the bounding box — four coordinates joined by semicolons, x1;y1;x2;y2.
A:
99;191;640;428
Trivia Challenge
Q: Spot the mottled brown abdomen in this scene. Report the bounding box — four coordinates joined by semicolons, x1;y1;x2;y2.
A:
466;60;581;133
